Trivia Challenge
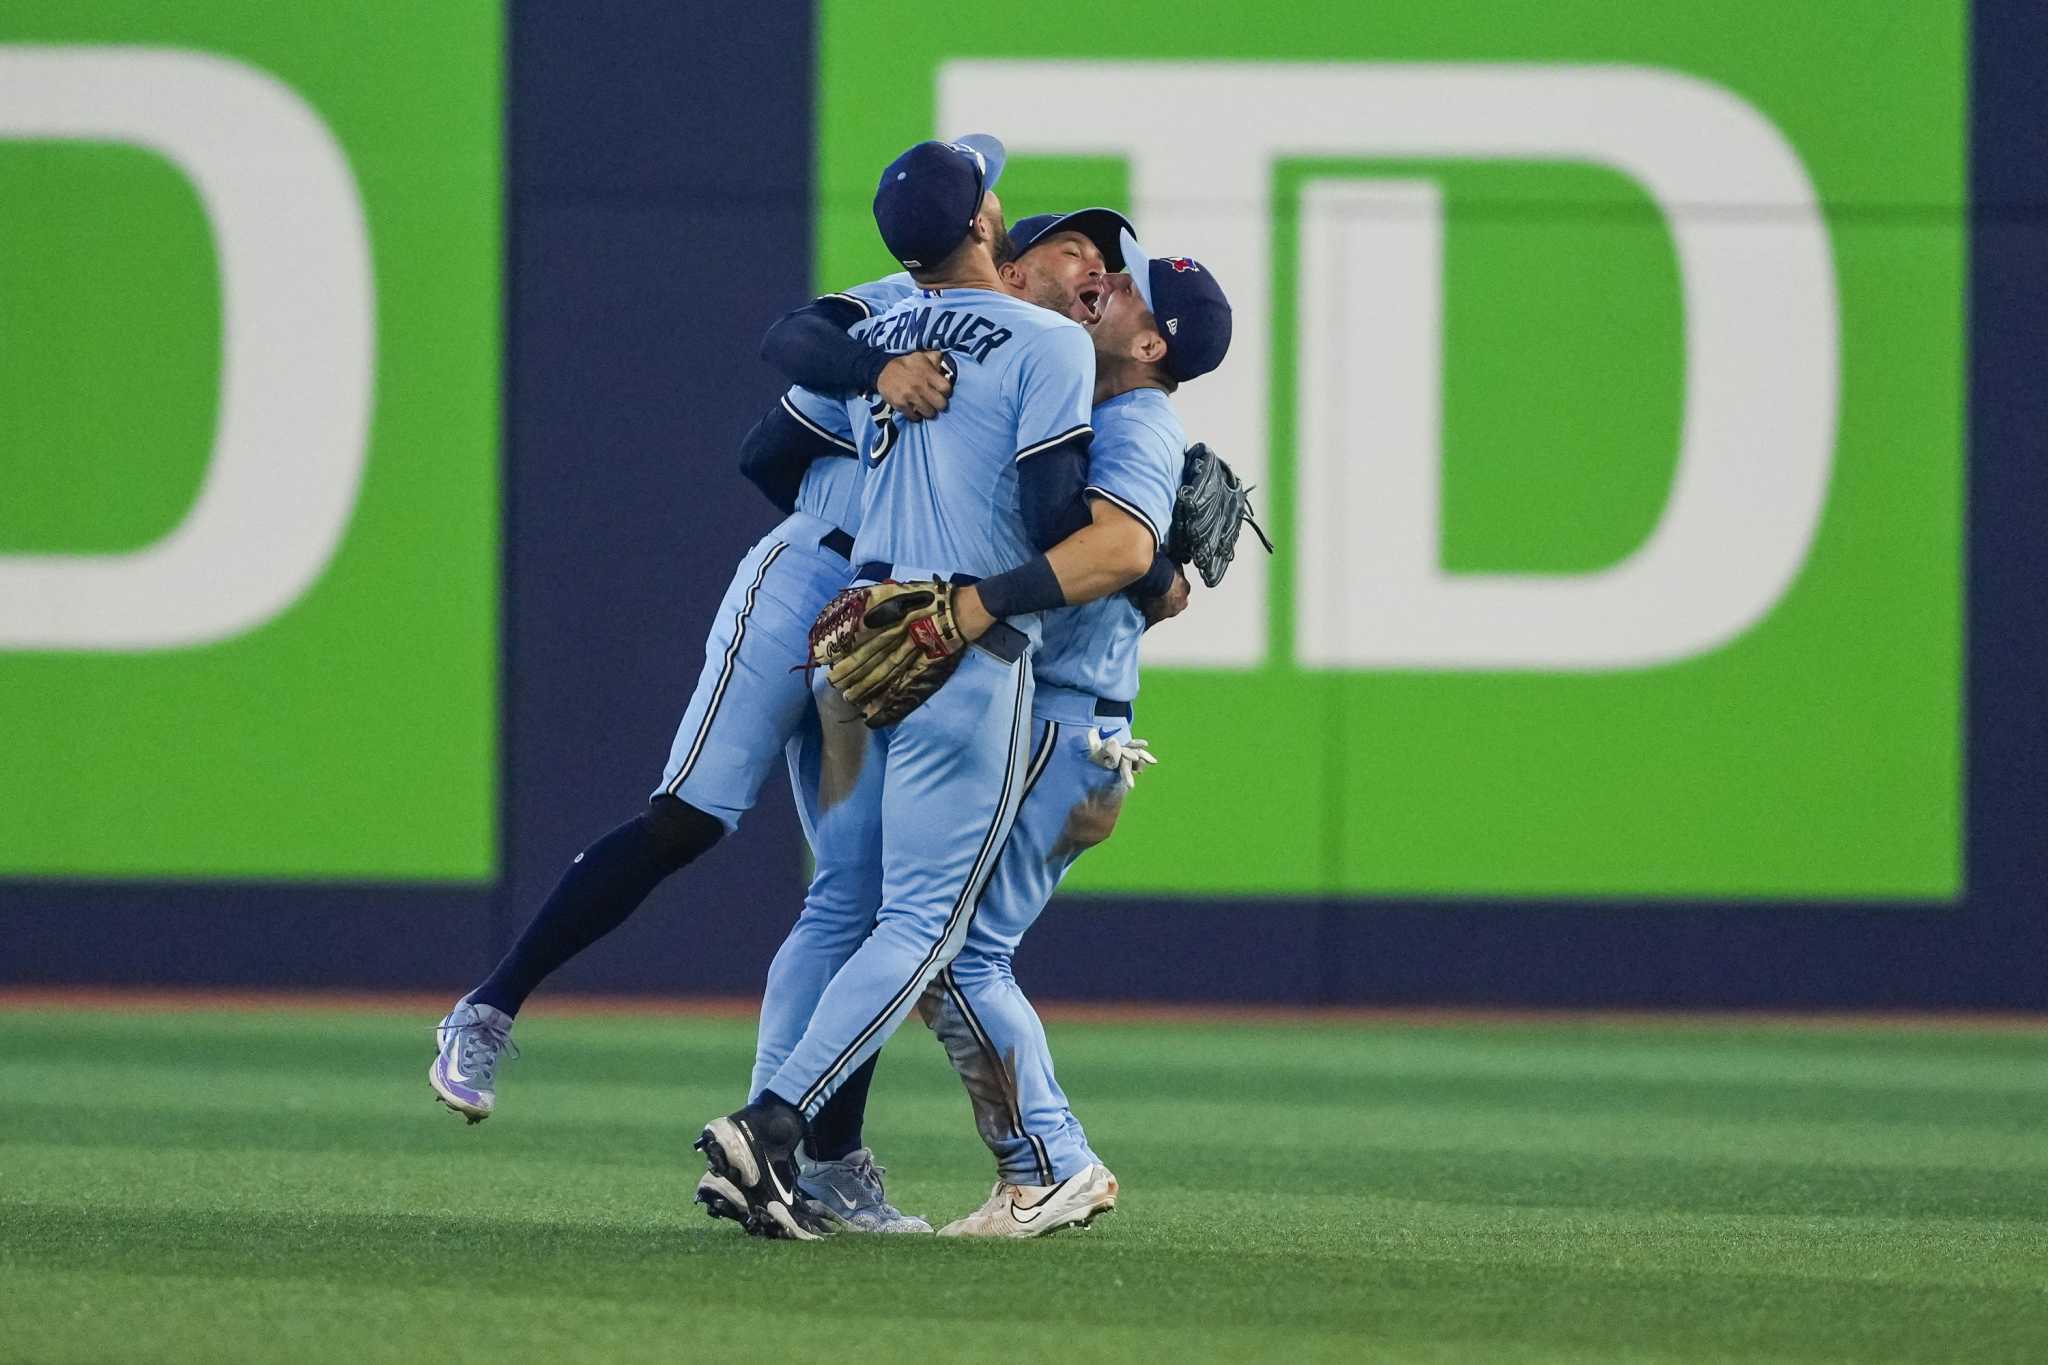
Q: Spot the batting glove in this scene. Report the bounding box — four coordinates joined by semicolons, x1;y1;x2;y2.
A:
1085;729;1159;790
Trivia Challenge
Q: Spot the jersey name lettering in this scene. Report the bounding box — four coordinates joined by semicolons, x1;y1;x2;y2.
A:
869;306;1014;363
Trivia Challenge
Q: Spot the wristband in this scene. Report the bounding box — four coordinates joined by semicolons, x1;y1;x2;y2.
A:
975;554;1065;619
1129;550;1177;600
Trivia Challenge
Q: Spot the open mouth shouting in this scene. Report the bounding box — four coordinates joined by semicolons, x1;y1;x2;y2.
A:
1073;282;1104;325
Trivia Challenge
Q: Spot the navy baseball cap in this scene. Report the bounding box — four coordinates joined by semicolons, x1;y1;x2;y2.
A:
872;133;1007;270
1120;228;1232;383
1008;207;1132;270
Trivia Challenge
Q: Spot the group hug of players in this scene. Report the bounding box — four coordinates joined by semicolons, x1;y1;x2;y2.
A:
429;132;1247;1239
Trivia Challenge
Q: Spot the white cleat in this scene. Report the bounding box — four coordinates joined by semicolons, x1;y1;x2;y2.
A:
937;1163;1118;1238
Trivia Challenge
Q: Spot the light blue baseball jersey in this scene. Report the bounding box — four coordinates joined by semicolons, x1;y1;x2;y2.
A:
776;272;918;534
790;437;864;532
1032;387;1185;701
826;271;918;318
845;286;1096;637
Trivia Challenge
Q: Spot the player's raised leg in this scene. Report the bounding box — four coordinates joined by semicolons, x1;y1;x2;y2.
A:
430;518;852;1122
429;790;723;1122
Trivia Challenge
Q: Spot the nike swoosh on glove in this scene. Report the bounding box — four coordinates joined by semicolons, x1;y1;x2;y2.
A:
1084;729;1159;789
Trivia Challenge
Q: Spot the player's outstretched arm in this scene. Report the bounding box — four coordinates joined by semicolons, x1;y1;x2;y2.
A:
759;298;953;418
760;296;885;398
953;498;1155;641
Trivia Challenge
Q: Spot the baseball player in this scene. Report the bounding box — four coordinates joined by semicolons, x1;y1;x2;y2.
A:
709;206;1158;1234
694;139;1176;1240
426;140;1013;1232
925;232;1233;1236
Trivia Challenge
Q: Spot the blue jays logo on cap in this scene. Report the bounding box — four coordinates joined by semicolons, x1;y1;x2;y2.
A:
872;133;1008;270
1165;257;1200;274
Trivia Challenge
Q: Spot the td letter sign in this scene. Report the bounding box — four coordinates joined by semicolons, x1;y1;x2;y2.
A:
817;0;1962;902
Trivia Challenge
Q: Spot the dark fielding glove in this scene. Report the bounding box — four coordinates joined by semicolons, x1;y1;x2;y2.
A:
808;580;968;728
1164;442;1275;588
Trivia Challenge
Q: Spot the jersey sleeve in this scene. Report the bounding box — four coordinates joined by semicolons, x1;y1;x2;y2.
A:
1010;322;1096;462
778;385;858;451
1084;414;1181;547
822;271;915;320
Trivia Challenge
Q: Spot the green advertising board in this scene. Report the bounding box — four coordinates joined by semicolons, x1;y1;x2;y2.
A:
816;1;1965;900
0;2;501;879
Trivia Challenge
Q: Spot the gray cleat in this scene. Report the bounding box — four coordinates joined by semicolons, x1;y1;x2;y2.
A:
429;1000;517;1123
798;1148;932;1233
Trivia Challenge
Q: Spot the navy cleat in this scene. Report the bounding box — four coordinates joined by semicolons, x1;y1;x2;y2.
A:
428;1000;517;1123
695;1100;832;1241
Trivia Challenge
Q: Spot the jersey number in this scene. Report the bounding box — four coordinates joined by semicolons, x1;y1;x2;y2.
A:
864;353;956;468
864;396;902;467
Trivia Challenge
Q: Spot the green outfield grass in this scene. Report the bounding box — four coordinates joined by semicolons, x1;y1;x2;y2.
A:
1;1005;2043;1364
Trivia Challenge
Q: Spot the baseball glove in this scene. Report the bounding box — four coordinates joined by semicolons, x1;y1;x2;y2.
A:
1165;442;1274;588
808;580;968;728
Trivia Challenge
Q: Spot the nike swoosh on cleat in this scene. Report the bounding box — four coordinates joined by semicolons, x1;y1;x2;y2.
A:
1009;1175;1075;1225
736;1119;796;1205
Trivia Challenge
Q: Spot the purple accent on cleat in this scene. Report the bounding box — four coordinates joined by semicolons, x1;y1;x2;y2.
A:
428;1000;516;1122
431;1054;487;1109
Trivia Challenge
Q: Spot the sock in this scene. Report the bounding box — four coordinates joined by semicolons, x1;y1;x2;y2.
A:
748;1089;809;1154
804;1053;879;1163
469;798;722;1016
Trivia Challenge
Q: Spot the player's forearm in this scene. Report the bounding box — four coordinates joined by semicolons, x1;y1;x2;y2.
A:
1042;515;1155;606
959;503;1154;639
759;299;891;398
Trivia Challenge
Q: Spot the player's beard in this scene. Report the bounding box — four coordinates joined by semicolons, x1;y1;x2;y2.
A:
1013;262;1078;318
1033;278;1078;318
986;218;1017;268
